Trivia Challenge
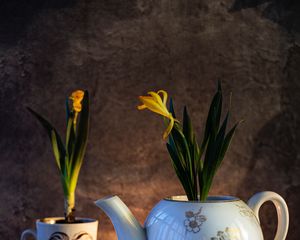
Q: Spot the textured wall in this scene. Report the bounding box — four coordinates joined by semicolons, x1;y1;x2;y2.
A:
0;0;299;239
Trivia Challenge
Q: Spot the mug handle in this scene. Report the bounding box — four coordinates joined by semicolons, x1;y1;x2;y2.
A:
20;229;37;240
247;191;289;240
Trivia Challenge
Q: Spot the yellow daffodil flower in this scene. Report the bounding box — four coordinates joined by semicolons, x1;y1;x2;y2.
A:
138;90;177;139
69;90;84;124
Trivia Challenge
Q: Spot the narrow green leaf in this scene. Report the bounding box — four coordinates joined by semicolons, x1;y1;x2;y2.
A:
169;122;197;200
182;107;197;195
69;90;90;191
201;117;239;201
66;115;76;160
27;107;55;138
168;132;187;169
183;106;193;144
194;134;202;172
217;122;240;169
167;143;192;198
27;107;66;172
183;107;201;194
51;130;62;170
200;89;222;153
171;125;193;183
170;125;189;164
66;97;70;122
199;83;225;201
215;81;223;132
213;112;229;162
169;97;176;119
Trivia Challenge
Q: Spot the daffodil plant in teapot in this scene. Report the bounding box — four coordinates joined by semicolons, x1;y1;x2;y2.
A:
95;82;289;240
21;90;98;240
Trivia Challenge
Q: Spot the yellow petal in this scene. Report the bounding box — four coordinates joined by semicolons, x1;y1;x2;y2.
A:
73;102;82;112
157;90;168;105
70;90;84;102
140;96;153;100
148;91;169;113
163;116;174;139
70;90;84;113
148;91;164;105
139;96;170;118
138;89;175;140
137;104;147;110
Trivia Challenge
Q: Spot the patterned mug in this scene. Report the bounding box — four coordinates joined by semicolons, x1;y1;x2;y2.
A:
20;217;98;240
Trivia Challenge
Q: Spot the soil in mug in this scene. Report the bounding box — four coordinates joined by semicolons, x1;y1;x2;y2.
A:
40;218;96;224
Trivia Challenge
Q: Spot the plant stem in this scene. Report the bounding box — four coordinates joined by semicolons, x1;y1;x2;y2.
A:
64;192;75;222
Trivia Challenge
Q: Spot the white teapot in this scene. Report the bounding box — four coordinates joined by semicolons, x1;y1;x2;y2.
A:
95;191;289;240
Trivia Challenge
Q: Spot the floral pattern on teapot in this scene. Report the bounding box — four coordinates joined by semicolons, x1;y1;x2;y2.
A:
184;207;207;233
234;203;255;218
210;227;241;240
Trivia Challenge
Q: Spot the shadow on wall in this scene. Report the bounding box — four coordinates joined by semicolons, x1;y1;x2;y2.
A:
0;0;77;46
239;45;300;239
230;0;300;33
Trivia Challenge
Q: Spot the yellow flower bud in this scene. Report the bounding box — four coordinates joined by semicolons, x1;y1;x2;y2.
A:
70;90;84;112
69;90;84;124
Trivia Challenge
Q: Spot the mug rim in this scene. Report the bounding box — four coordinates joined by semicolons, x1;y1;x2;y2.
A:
37;217;98;225
164;195;240;203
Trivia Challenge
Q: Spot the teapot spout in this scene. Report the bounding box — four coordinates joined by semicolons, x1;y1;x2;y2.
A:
95;196;146;240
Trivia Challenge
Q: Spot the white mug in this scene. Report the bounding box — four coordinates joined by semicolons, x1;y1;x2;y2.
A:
21;217;98;240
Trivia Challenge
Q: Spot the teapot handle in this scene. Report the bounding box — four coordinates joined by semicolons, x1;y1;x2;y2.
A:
247;191;289;240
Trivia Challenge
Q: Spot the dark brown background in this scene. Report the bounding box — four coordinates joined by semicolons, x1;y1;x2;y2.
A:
0;0;299;239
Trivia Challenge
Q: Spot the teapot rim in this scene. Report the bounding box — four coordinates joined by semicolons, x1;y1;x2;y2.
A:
164;195;240;203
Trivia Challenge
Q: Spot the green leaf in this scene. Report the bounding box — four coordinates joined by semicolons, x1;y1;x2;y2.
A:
27;107;66;172
198;82;225;200
69;90;90;192
169;97;176;118
167;143;193;199
168;132;187;169
182;106;199;198
169;121;198;200
166;143;185;174
51;130;62;171
65;98;76;172
194;134;202;173
183;106;194;144
216;80;222;128
200;114;239;201
66;97;71;122
66;115;76;157
217;122;240;169
200;85;222;153
162;81;240;201
170;125;188;161
171;125;193;173
214;112;229;162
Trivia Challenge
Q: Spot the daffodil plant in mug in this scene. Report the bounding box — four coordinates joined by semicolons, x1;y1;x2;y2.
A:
27;90;89;222
22;90;98;240
138;82;240;201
